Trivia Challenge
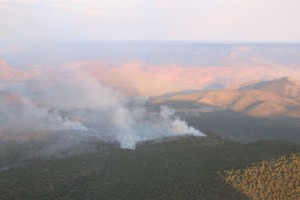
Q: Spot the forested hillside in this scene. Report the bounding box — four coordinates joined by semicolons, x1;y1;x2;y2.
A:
222;153;300;200
0;133;299;200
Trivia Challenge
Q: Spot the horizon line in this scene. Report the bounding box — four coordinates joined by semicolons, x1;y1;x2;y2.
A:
1;40;300;45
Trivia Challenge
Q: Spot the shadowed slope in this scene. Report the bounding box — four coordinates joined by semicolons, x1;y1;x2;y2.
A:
0;134;299;200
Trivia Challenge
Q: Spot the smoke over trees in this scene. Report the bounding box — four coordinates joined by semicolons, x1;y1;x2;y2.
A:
0;66;204;150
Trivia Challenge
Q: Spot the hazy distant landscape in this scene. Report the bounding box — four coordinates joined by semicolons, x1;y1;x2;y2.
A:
0;42;300;199
1;0;300;199
2;43;300;96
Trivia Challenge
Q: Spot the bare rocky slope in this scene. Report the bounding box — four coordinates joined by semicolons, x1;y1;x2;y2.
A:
152;77;300;117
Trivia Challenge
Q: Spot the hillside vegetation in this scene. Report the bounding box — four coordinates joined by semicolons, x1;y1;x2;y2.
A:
221;153;300;200
0;133;299;200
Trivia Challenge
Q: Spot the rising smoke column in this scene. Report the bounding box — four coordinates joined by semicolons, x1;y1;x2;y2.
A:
0;66;205;150
109;104;204;149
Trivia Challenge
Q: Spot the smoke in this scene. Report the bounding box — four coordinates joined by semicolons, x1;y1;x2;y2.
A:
0;66;205;150
92;100;204;149
0;93;87;134
106;106;204;149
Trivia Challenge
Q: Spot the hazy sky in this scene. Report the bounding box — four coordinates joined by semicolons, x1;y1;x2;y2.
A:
0;0;300;42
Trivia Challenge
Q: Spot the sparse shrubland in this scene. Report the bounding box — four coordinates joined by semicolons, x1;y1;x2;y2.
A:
222;153;300;200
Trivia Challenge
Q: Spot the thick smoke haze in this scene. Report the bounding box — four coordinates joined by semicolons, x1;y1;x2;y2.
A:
2;42;300;151
0;66;204;150
0;93;87;133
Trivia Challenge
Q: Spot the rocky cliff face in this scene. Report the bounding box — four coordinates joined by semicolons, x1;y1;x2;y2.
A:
152;77;300;117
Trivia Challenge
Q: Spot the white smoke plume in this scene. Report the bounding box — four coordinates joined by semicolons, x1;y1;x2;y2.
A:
0;93;87;134
0;66;205;150
110;104;204;149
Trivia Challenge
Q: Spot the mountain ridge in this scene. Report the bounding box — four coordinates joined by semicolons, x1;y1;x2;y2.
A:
152;77;300;117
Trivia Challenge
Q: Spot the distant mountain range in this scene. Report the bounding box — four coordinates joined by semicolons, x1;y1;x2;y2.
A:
3;43;300;68
0;60;36;82
2;43;300;97
152;77;300;117
0;60;23;79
